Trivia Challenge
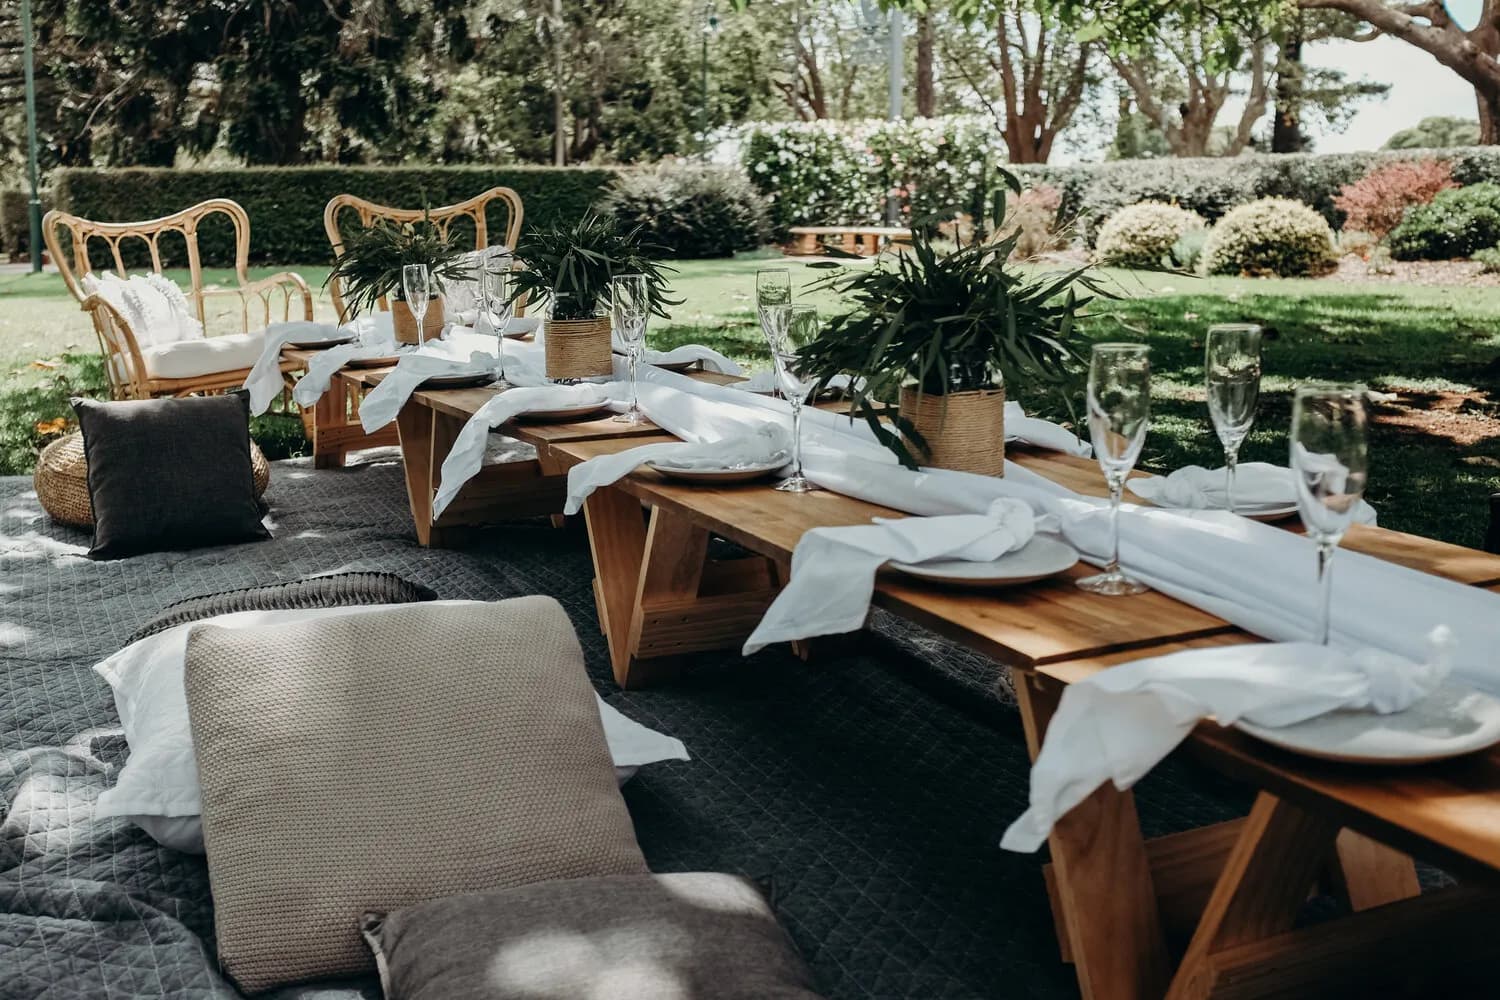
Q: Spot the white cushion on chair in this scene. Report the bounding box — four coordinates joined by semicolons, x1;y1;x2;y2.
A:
141;330;267;380
83;272;204;347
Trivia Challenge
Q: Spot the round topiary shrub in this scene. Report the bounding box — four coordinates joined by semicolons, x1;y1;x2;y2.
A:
1094;201;1206;269
1388;184;1500;261
1200;198;1337;277
598;164;771;259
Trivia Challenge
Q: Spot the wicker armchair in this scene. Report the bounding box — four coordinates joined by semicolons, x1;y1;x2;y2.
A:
322;187;525;323
43;199;314;401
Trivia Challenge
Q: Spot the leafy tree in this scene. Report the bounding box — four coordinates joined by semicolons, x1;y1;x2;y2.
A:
1384;115;1483;149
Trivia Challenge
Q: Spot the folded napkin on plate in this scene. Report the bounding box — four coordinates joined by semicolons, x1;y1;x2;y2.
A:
432;382;617;520
610;332;742;376
743;498;1055;655
243;321;345;414
730;370;861;396
1128;462;1377;523
1001;629;1453;852
563;422;790;516
456;315;541;337
1005;402;1091;457
358;344;497;433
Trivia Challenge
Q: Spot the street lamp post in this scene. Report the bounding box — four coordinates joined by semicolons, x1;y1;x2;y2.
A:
885;7;904;226
699;4;718;162
21;0;43;272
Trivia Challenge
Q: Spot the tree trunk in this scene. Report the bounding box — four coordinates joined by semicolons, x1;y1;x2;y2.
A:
1272;14;1305;153
916;12;935;117
1481;88;1500;144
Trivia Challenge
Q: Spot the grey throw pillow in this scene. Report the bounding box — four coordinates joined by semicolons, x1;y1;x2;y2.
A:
184;597;647;994
72;392;269;560
361;872;825;1000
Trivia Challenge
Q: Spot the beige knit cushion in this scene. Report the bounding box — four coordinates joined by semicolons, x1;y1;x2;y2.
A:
184;597;646;994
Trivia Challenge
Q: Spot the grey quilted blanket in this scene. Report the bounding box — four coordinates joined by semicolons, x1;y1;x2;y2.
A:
1;451;1249;1000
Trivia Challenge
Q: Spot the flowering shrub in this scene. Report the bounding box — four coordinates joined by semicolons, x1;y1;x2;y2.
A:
1094;201;1206;269
742;116;1006;233
1331;159;1456;240
1389;184;1500;260
999;185;1067;259
1200;198;1337;277
599;163;770;258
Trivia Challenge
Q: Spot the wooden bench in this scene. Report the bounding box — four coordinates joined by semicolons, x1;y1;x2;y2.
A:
786;225;913;257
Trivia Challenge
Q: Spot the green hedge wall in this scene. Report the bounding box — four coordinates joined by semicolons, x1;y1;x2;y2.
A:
50;165;620;267
1012;147;1500;244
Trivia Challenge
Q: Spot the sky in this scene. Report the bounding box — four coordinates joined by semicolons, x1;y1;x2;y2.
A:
1308;34;1477;152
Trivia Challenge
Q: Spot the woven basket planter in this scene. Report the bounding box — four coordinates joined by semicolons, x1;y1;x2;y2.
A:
34;431;271;529
391;297;445;345
899;385;1006;477
544;317;613;380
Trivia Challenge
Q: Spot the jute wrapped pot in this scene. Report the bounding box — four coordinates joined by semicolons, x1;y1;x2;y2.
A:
898;385;1006;477
545;317;614;380
35;431;271;529
391;297;446;345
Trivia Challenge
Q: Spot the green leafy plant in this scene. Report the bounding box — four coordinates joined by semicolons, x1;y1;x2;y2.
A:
508;210;680;321
598;164;770;259
1390;184;1500;260
1475;246;1500;273
1200;197;1337;277
324;215;469;318
796;191;1105;468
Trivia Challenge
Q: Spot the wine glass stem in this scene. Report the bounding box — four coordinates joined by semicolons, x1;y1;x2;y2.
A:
1316;541;1336;646
1224;446;1239;513
1106;478;1124;574
628;350;639;413
413;304;426;347
790;399;804;477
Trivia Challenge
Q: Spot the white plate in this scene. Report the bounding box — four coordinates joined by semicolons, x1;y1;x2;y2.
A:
646;457;788;483
419;372;495;390
887;535;1080;588
515;400;612;423
346;352;406;368
1236;681;1500;764
502;317;540;339
1144;497;1301;522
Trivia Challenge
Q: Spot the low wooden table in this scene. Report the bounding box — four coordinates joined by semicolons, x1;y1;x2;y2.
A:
281;347;401;469
543;433;1500;999
786;225;914;256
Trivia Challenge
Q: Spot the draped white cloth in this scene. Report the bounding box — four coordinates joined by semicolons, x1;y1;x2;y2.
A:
1000;631;1454;851
243;321;345;414
1129;462;1377;524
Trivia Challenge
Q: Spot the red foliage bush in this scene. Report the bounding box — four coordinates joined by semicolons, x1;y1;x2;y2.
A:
1333;159;1457;240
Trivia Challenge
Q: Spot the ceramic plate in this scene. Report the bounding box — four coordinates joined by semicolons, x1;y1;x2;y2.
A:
888;536;1080;588
285;333;357;349
515;401;612;423
418;372;495;390
502;317;540;339
345;353;405;368
1236;681;1500;765
1138;495;1300;522
652;359;701;373
646;457;788;484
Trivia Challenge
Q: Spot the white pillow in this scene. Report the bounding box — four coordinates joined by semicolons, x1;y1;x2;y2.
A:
82;272;203;347
94;600;689;853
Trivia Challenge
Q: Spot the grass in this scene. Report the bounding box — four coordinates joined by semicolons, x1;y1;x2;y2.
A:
5;257;1499;547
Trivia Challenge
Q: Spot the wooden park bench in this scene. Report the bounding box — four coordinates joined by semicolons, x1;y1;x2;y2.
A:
786;225;913;257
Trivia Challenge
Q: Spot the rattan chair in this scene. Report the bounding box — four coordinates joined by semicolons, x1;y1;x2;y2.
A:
322;187;525;323
43;199;314;401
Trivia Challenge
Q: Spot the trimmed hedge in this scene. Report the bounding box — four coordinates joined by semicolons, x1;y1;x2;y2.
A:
1013;147;1500;245
50;166;620;267
1;190;33;259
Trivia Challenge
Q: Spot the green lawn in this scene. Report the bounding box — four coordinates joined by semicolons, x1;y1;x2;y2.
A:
5;256;1499;547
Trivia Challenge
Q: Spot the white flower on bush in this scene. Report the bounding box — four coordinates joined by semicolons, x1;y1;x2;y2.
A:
1201;197;1338;278
1095;201;1206;269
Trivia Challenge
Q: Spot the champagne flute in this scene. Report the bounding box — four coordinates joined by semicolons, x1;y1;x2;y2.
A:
401;264;432;347
611;274;650;424
1205;324;1262;513
770;304;818;493
1078;343;1151;596
756;268;793;399
1289;386;1369;645
480;252;513;382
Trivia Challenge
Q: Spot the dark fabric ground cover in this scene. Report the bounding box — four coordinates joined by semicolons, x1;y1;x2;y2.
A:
0;454;1253;999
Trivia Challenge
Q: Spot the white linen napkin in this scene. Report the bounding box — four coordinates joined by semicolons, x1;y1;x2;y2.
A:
744;499;1053;654
432;382;616;520
1005;402;1091;457
610;331;743;375
358;340;498;433
243;321;346;414
1000;630;1454;852
563;421;791;516
1129;462;1377;523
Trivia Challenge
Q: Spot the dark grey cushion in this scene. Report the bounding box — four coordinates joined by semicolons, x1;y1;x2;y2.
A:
72;392;270;560
126;571;439;645
361;872;824;1000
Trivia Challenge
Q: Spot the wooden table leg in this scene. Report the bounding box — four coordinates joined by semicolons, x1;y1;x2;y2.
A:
582;486;651;680
1167;792;1339;1000
311;380;346;470
1329;830;1421;912
394;402;445;547
1013;669;1172;1000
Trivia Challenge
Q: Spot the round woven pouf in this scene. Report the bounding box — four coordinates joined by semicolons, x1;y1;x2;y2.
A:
34;431;271;529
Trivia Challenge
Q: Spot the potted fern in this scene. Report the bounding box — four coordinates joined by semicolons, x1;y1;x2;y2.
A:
508;211;678;379
797;189;1102;475
326;216;469;344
